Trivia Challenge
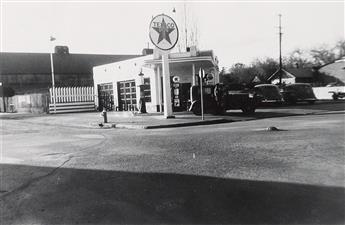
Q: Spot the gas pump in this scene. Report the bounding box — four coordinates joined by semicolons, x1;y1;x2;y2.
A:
172;76;181;111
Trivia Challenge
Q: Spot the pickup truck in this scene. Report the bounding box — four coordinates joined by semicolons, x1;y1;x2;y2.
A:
188;84;262;115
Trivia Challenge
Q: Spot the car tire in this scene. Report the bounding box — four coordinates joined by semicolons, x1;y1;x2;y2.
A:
288;97;297;105
241;106;256;114
192;102;201;115
332;94;338;100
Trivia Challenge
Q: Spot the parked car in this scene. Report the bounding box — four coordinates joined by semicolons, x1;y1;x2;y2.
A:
281;83;317;104
254;84;284;105
188;84;262;115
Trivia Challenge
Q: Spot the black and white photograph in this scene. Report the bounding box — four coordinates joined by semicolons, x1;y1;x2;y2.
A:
0;0;344;224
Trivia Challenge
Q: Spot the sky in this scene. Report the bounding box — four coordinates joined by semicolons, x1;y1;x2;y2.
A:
1;0;344;68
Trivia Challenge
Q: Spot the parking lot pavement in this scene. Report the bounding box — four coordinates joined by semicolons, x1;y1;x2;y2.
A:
1;112;344;225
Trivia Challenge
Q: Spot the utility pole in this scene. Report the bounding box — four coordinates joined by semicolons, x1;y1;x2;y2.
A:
278;14;283;85
184;2;188;50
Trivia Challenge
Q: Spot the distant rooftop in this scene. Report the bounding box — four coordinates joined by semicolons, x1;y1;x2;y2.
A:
0;52;141;75
319;57;345;83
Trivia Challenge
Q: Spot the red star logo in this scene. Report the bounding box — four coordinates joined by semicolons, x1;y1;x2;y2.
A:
153;18;175;45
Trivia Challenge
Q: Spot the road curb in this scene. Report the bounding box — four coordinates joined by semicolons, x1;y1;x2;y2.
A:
96;119;232;129
312;110;345;115
144;119;232;129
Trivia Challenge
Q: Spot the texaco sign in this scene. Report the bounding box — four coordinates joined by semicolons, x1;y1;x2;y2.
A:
149;14;179;51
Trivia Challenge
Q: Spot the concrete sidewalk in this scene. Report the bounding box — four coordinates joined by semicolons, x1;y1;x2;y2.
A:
99;111;230;129
0;111;230;129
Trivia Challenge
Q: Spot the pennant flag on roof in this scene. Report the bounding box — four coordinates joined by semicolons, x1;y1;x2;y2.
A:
252;75;261;83
50;36;56;41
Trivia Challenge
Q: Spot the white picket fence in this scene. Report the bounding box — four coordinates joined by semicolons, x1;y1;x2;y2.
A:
49;87;96;113
49;86;94;103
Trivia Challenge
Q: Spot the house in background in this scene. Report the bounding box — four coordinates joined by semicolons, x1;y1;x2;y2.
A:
0;47;142;112
268;69;296;85
268;57;345;87
287;68;316;84
268;68;316;85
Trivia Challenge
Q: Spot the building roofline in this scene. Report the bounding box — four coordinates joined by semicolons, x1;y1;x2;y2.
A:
93;55;152;69
268;68;295;81
0;51;142;57
144;56;216;67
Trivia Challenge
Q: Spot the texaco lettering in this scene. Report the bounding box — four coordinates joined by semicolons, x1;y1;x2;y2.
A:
149;14;179;51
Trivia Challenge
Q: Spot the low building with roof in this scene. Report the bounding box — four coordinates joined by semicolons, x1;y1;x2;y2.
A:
93;46;219;113
0;47;141;94
0;47;141;112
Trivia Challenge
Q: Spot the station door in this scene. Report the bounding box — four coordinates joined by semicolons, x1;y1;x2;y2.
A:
118;80;137;111
98;83;114;111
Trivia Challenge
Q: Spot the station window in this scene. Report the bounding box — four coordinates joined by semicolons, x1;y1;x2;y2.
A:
143;78;151;102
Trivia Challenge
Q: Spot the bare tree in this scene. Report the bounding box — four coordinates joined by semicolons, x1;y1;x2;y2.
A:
284;48;313;68
173;3;199;52
221;40;344;85
310;46;337;66
286;40;345;67
334;39;345;58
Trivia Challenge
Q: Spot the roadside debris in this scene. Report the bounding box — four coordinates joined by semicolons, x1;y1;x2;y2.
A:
266;126;283;131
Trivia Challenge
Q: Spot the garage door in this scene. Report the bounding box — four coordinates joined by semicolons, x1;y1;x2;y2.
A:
118;80;137;111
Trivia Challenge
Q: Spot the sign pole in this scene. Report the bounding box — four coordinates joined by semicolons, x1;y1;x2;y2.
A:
199;68;204;121
149;14;178;118
50;52;56;113
157;66;163;113
49;36;56;113
162;52;174;118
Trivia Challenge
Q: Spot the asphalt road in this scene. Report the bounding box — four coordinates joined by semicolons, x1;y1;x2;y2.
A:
1;108;344;224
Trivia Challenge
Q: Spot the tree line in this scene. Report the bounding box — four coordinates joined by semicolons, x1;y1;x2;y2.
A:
220;40;345;85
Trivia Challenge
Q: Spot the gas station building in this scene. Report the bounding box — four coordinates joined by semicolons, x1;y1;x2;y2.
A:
93;46;219;113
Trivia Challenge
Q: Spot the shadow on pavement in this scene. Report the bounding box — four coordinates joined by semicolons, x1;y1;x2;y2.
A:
223;111;297;119
1;164;344;224
259;101;345;111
